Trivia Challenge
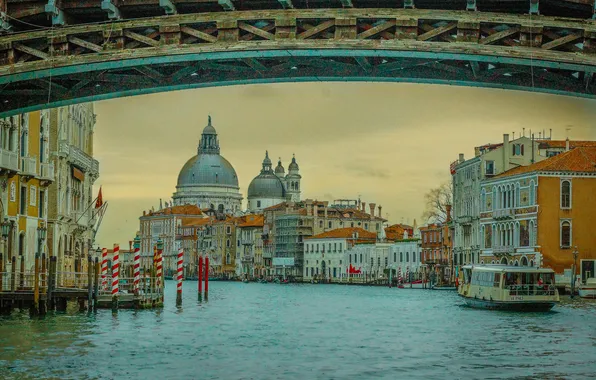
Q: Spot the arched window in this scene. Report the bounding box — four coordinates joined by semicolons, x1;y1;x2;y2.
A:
529;180;535;205
561;180;571;208
406;252;409;262
561;221;571;247
521;256;528;266
393;252;396;262
400;252;403;262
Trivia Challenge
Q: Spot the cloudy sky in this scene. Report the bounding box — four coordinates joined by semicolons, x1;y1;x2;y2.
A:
93;83;596;248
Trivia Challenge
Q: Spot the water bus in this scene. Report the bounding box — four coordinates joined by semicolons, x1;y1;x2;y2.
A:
458;265;559;311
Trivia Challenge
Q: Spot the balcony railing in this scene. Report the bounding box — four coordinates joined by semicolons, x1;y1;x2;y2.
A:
59;140;99;176
492;246;515;255
39;162;55;181
0;148;19;172
494;209;513;219
20;156;37;177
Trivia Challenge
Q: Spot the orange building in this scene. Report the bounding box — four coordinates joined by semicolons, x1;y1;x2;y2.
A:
480;146;596;281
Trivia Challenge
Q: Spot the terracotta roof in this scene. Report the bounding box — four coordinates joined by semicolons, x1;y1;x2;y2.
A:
537;140;596;149
145;204;203;217
306;227;376;240
385;224;414;241
263;202;291;211
236;214;265;228
496;146;596;178
181;218;213;227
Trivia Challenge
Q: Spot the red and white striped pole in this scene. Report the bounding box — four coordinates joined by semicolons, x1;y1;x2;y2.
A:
133;245;140;296
176;248;183;305
100;248;108;291
111;244;120;311
156;244;163;296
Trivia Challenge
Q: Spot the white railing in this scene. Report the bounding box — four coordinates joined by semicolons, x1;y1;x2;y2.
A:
494;209;513;219
39;162;55;181
493;246;515;254
0;148;19;172
58;140;100;176
20;156;37;176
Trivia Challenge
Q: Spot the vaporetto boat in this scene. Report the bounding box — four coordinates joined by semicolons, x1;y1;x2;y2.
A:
458;265;560;311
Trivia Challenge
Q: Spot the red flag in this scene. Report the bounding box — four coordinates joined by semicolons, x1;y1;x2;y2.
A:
95;186;103;209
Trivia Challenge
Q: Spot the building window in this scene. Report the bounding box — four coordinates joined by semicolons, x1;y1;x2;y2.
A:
257;200;261;208
19;185;27;214
328;221;332;228
400;252;403;262
377;257;380;266
384;257;388;267
319;220;323;228
406;252;409;262
226;226;231;234
561;221;571;248
561;180;571;209
485;160;495;176
39;190;45;218
393;252;396;262
226;239;230;248
364;223;368;229
370;258;374;267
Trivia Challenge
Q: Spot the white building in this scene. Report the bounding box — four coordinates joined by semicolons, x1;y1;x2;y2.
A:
173;116;242;214
390;237;423;279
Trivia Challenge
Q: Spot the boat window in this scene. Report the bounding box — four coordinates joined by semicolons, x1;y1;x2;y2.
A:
493;273;501;288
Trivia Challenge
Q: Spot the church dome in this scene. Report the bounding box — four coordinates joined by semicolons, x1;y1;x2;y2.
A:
177;154;239;187
288;154;299;171
248;151;286;198
275;159;285;175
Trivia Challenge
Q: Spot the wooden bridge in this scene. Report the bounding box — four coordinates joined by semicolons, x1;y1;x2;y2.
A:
0;2;595;116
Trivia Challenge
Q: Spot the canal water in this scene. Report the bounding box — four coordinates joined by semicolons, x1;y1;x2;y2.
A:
1;281;596;380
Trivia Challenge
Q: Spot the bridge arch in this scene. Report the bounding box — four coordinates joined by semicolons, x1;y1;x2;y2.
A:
0;9;595;117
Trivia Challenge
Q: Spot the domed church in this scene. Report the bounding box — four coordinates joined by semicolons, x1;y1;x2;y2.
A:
173;116;242;213
247;151;302;212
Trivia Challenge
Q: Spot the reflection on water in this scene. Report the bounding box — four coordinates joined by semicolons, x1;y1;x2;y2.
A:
1;282;596;379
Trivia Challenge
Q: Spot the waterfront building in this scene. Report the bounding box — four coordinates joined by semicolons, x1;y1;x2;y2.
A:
479;146;596;281
207;216;237;277
247;152;302;212
235;214;265;278
452;134;549;276
173;116;242;214
139;204;205;276
419;217;453;284
0;111;52;274
303;227;375;282
47;104;99;279
177;217;213;277
389;234;422;280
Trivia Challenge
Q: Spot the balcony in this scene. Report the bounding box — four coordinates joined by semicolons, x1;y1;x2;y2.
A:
58;140;100;177
492;246;515;256
493;209;513;220
0;148;19;173
20;156;37;178
73;210;95;227
458;216;472;225
39;162;55;183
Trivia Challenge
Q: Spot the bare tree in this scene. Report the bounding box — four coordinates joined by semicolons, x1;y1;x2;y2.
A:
422;181;453;224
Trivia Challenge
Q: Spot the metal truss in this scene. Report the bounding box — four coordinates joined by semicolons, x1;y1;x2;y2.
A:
0;9;595;116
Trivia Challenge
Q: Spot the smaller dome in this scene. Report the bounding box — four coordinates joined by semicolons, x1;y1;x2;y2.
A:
248;174;286;198
288;154;299;171
275;158;285;175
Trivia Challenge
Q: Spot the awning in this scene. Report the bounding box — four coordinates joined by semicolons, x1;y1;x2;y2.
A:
72;166;85;181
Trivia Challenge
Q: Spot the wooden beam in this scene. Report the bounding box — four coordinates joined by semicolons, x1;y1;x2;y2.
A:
238;22;275;40
68;36;103;53
180;26;217;43
541;33;582;50
298;20;335;39
480;27;520;45
417;23;457;42
543;31;582;52
13;43;49;60
357;20;395;40
123;30;160;47
420;24;455;42
243;58;267;72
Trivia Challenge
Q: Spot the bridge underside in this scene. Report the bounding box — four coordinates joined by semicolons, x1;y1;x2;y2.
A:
2;48;595;116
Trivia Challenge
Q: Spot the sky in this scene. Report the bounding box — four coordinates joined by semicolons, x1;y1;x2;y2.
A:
92;83;596;248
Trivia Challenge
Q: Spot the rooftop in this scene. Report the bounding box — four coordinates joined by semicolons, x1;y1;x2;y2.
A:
495;146;596;178
144;204;203;217
307;227;376;240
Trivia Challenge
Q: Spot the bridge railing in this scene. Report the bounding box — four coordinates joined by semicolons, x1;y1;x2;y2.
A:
0;271;48;293
55;271;92;290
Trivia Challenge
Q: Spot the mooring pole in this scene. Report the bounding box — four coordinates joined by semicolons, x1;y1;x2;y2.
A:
10;256;16;291
40;253;47;315
111;244;120;312
93;257;99;311
0;253;3;292
87;255;93;312
19;255;25;289
47;256;55;311
176;248;183;306
204;256;209;301
33;253;40;315
198;255;203;301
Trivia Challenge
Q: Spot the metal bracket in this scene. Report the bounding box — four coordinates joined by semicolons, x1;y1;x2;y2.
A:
278;0;293;8
529;0;539;15
44;0;66;26
159;0;177;15
466;0;477;11
101;0;121;20
218;0;235;11
404;0;415;9
0;12;12;33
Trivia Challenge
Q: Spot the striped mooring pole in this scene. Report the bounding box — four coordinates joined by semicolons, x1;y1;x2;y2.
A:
156;247;163;294
100;248;108;290
111;244;119;311
133;245;140;296
176;248;183;306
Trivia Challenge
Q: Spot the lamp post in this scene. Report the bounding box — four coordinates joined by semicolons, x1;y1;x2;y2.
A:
571;246;579;298
0;218;10;292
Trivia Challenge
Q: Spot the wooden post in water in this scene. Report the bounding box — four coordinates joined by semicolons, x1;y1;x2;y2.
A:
0;253;3;292
87;255;93;312
204;256;209;301
40;253;47;315
11;256;16;291
48;256;56;311
93;258;99;311
198;255;203;301
32;253;40;315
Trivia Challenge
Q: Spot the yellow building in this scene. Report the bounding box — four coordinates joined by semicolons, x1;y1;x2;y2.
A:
0;111;54;273
479;144;596;280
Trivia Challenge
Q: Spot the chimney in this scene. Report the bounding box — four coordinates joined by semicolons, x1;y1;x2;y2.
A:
369;203;376;218
503;133;509;171
324;201;328;219
362;202;366;212
378;205;382;219
565;137;570;152
446;205;452;223
523;127;525;137
458;153;464;163
143;210;146;216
